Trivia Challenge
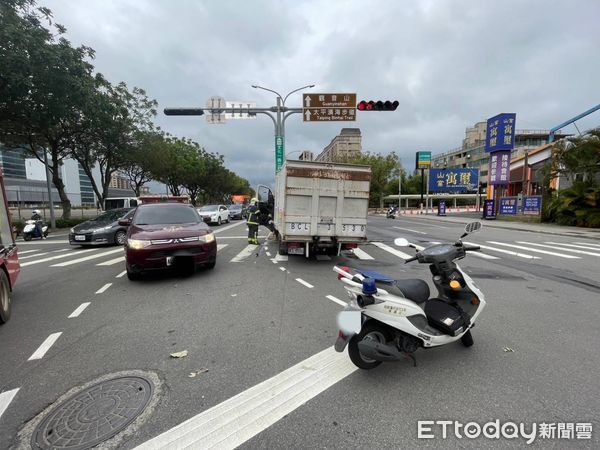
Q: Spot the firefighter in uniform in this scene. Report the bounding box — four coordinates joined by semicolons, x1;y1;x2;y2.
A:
246;198;261;245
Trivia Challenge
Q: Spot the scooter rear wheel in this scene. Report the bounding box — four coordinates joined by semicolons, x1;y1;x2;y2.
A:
23;234;32;241
348;322;392;370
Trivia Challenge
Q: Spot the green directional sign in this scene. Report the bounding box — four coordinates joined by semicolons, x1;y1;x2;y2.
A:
275;136;284;172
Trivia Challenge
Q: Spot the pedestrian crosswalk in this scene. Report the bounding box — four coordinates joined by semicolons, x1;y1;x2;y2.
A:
16;237;600;270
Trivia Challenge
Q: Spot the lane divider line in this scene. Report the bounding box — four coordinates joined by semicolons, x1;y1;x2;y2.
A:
528;241;600;257
68;302;91;318
550;242;600;251
295;278;314;289
28;332;62;360
20;249;96;267
133;347;357;450
96;256;125;266
393;226;427;235
464;241;540;260
50;248;125;267
16;249;37;254
116;270;127;278
487;241;580;259
0;388;20;422
95;283;112;294
326;295;347;307
371;242;412;260
279;267;286;272
19;252;50;260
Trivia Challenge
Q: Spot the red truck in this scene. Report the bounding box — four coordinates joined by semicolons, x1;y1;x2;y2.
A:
0;169;20;324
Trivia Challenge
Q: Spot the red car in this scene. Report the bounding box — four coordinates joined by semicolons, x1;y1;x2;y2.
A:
121;203;217;280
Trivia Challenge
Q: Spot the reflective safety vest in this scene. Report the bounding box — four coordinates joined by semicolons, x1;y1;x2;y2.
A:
246;205;260;225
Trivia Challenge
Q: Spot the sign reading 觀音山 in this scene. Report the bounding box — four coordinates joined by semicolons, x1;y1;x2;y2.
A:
428;168;479;192
488;150;511;185
303;93;356;122
485;113;516;152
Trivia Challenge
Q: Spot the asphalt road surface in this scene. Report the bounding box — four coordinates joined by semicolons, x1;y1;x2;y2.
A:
1;216;599;449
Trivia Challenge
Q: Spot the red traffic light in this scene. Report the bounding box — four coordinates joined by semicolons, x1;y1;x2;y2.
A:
356;100;399;111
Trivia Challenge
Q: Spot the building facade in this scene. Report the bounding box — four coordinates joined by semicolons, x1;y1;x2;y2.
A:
315;128;362;163
431;122;569;186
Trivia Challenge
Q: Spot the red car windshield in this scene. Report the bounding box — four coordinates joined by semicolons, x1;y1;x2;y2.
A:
134;206;200;225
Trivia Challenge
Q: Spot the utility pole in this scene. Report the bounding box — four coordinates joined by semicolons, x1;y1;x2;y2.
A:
43;149;56;229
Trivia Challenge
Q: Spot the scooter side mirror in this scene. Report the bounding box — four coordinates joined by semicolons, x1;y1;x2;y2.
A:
394;238;410;247
464;221;482;235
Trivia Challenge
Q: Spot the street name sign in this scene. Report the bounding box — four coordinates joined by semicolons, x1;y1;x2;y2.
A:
303;93;356;122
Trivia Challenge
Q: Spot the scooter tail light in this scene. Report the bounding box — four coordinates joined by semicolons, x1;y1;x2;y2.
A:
337;266;350;279
471;296;480;305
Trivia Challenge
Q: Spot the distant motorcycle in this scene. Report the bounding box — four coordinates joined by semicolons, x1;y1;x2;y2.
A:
23;219;49;241
386;206;398;219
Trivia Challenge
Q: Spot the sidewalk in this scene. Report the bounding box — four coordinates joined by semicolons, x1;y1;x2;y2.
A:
388;212;600;239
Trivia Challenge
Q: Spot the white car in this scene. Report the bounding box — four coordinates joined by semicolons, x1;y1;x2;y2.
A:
197;204;230;225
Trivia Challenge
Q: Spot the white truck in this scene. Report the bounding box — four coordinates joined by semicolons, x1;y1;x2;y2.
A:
258;160;371;257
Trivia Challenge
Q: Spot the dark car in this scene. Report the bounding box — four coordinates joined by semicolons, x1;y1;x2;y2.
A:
228;203;247;220
123;203;217;280
69;208;134;246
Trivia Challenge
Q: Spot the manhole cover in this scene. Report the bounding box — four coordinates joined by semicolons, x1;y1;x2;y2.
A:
31;376;153;449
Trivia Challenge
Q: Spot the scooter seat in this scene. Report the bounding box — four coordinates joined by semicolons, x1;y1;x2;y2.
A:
376;278;430;304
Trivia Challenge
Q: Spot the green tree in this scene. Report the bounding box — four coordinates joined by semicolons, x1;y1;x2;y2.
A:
1;0;96;218
121;129;163;196
351;152;400;208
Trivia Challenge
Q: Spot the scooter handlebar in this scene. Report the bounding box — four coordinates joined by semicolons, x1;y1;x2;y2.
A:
404;255;419;263
463;244;481;251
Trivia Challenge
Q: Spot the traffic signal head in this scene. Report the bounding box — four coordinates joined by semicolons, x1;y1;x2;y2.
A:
356;100;398;111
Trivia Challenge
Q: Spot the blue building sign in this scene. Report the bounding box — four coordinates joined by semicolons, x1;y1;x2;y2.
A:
483;199;496;219
499;197;518;215
485;113;516;152
523;196;542;215
428;168;479;192
437;200;447;216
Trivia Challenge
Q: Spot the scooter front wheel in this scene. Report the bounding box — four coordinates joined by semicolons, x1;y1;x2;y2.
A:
23;234;32;241
348;322;392;370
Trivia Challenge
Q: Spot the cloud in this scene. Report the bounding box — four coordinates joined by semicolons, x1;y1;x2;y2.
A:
48;0;600;188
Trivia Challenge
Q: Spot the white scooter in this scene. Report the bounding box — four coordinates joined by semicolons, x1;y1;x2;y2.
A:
334;221;486;370
23;220;49;241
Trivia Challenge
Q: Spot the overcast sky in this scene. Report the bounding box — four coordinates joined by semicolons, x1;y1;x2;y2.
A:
47;0;600;188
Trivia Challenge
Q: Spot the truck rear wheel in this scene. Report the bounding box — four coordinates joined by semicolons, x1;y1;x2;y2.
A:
0;270;12;324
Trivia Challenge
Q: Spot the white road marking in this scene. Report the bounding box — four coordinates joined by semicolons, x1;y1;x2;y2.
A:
21;249;97;267
539;242;600;256
265;251;272;257
16;249;38;254
352;248;374;260
296;278;314;288
18;240;70;245
95;283;112;294
134;347;357;450
316;254;331;261
116;270;127;278
230;245;257;262
216;235;267;239
28;332;62;360
326;295;347;307
279;267;286;272
97;256;125;266
0;388;20;421
573;241;600;248
393;226;427;235
464;242;540;259
404;221;448;228
212;221;246;234
68;302;91;318
217;244;228;251
486;241;580;259
275;254;288;262
371;242;413;260
19;252;49;260
51;248;125;267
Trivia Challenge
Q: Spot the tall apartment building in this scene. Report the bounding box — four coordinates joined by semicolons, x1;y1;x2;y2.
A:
431;122;569;186
315;128;362;163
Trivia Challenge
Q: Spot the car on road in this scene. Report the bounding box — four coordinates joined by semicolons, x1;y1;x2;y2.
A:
69;208;135;246
228;203;247;220
197;204;230;225
123;203;217;280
